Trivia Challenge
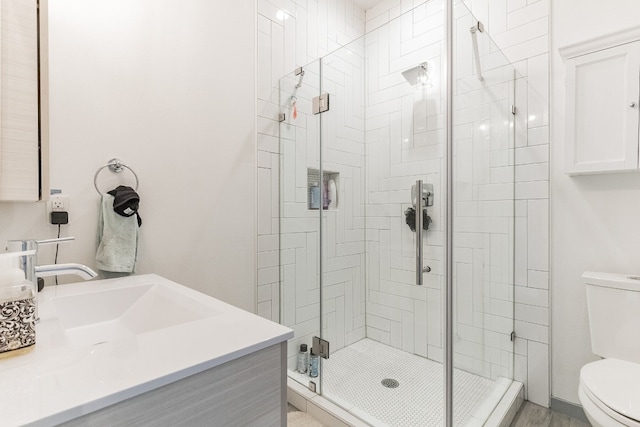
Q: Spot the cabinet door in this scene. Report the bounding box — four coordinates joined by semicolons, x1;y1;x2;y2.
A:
565;41;640;174
0;0;40;201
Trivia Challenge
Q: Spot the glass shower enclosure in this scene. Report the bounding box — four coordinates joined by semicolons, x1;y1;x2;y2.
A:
279;1;518;425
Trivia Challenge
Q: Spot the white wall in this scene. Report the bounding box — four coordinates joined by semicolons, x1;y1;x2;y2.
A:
550;0;640;405
0;0;257;312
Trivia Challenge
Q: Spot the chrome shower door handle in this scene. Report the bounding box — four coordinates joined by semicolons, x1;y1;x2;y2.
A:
416;180;424;286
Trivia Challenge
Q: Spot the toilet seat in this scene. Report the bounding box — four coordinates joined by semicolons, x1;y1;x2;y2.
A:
580;380;640;427
579;359;640;426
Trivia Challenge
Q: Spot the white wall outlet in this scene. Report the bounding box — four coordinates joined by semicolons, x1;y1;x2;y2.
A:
49;195;69;212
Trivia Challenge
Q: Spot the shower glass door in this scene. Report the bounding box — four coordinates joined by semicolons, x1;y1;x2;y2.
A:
316;32;374;411
279;1;518;425
319;6;449;425
451;2;516;424
278;60;323;390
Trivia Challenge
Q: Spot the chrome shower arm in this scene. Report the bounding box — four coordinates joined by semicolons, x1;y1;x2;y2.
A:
470;21;485;82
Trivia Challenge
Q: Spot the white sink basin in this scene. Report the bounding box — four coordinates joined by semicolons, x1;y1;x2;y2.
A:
52;283;218;346
0;274;293;427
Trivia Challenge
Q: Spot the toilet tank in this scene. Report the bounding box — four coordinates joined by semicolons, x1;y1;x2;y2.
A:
583;271;640;363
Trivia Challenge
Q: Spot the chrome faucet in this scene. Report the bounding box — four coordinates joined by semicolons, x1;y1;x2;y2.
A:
35;263;97;280
6;237;97;285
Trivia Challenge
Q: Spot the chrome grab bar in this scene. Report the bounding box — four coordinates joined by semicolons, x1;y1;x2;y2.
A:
416;180;424;286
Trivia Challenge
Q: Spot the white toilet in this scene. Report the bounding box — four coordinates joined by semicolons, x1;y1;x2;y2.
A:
580;272;640;427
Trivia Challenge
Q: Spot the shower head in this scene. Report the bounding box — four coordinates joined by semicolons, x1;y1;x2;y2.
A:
402;62;429;86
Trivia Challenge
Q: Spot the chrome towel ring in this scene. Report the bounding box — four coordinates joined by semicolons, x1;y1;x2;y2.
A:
94;158;139;194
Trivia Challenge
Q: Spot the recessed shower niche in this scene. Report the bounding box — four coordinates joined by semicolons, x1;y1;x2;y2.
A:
307;168;338;210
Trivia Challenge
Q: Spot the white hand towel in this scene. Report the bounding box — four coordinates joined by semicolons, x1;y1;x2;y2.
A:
96;194;138;273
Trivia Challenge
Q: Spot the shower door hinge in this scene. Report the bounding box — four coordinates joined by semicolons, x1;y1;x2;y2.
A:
511;105;516;115
278;112;286;122
510;331;516;342
312;93;330;115
313;336;330;359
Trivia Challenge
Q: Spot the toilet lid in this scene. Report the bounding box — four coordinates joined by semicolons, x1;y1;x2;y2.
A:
581;358;640;422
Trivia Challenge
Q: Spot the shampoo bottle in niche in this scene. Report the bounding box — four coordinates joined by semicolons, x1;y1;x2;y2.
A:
322;180;330;210
309;349;319;378
309;182;320;209
297;344;308;373
328;179;337;209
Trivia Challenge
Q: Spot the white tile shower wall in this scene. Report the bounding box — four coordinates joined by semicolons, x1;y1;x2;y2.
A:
364;0;550;408
364;0;447;365
256;0;367;371
257;0;549;407
364;0;515;384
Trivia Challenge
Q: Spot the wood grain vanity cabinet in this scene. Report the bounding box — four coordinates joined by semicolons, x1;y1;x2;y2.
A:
562;30;640;175
60;343;287;427
0;0;46;201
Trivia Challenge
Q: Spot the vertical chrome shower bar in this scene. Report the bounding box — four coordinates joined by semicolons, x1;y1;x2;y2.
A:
415;180;424;286
318;60;324;397
444;0;454;426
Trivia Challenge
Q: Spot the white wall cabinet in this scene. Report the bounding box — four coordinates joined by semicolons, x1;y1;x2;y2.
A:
562;35;640;175
0;0;42;201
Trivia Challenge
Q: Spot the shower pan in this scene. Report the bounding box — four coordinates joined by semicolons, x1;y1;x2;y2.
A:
278;1;521;426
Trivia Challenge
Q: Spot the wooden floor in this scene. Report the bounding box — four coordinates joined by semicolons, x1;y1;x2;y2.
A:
511;402;590;427
288;403;299;413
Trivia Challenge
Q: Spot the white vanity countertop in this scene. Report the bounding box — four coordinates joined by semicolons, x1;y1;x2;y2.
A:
0;274;293;427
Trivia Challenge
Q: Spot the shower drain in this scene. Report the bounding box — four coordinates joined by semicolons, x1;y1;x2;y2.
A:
381;378;399;388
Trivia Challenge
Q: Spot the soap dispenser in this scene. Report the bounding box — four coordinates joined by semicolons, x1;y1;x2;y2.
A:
0;250;37;357
309;182;320;209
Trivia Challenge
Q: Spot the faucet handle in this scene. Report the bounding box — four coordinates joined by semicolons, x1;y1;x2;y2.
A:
35;237;75;246
7;237;75;253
